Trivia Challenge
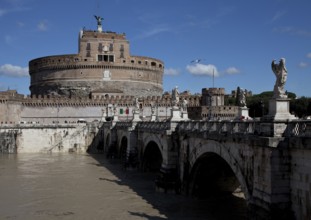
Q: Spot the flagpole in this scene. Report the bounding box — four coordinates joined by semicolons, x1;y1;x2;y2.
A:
212;68;214;88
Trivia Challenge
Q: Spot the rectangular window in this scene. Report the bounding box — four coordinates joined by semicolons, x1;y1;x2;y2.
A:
98;55;114;62
120;45;124;52
98;43;103;52
108;55;114;62
86;43;91;50
109;44;113;51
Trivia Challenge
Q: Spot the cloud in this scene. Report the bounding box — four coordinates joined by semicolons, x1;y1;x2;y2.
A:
273;26;311;37
0;8;7;16
224;67;240;74
164;68;180;76
307;53;311;59
186;63;219;77
0;6;30;17
298;62;308;68
138;26;170;39
37;20;48;31
270;10;287;23
17;21;24;27
4;35;13;44
0;64;29;77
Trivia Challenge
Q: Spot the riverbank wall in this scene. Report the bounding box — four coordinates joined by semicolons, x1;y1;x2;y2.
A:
0;123;100;153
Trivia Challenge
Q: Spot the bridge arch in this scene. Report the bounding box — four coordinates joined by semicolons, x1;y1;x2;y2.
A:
187;140;251;203
142;140;163;172
119;136;128;161
105;132;117;158
105;133;111;152
190;152;240;195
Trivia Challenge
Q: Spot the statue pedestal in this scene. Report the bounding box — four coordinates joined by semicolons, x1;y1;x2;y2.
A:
170;107;182;121
150;114;156;121
113;115;118;121
132;110;141;122
265;98;296;121
261;98;296;137
237;107;251;120
182;112;189;121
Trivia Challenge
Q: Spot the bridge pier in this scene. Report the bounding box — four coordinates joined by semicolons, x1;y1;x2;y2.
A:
248;137;294;219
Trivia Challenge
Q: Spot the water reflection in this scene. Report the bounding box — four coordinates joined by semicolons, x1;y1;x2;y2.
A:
0;154;247;219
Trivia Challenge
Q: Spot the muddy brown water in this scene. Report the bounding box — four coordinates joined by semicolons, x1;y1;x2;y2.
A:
0;154;247;219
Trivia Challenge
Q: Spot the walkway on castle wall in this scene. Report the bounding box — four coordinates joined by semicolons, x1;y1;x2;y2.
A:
0;153;247;220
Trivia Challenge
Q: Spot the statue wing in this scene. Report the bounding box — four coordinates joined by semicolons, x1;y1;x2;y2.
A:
271;60;278;74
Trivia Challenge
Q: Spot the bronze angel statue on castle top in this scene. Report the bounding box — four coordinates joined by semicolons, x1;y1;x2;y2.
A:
94;15;103;26
271;58;288;98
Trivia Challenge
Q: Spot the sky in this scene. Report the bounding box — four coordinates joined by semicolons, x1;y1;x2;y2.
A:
1;0;311;97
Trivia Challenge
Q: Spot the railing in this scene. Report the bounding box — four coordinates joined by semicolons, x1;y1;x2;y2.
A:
177;120;259;135
136;121;171;132
177;120;311;137
107;119;311;138
284;120;311;137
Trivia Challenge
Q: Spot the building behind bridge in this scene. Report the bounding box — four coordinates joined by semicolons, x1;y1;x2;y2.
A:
0;17;244;124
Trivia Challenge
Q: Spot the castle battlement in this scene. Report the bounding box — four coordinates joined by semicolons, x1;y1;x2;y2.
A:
202;88;225;95
81;30;126;40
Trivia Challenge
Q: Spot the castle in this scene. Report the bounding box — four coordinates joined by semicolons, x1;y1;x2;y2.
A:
29;16;163;98
0;17;242;124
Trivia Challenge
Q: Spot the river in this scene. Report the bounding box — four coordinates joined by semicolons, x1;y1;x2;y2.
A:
0;153;247;220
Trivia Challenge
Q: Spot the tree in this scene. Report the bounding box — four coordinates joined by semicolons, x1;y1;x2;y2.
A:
290;96;311;118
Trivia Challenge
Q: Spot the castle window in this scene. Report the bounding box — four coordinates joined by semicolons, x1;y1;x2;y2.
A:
138;61;142;64
86;43;91;50
120;52;124;58
109;44;113;51
131;60;135;64
120;45;124;52
98;43;103;52
108;55;114;62
98;55;114;62
151;62;156;67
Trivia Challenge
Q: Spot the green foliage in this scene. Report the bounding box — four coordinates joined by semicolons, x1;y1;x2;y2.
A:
246;91;310;118
290;96;311;118
245;91;274;117
224;96;236;106
224;90;310;118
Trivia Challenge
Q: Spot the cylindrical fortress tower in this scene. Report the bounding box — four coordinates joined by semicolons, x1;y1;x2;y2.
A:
29;22;164;98
201;88;225;106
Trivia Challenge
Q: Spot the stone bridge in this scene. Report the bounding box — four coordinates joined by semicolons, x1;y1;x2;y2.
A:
91;119;311;220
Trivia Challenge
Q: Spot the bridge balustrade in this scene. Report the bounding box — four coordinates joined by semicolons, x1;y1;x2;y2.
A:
175;120;311;137
136;121;170;133
114;121;134;129
284;120;311;137
102;119;311;138
177;120;258;135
